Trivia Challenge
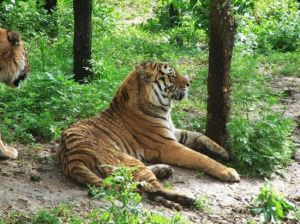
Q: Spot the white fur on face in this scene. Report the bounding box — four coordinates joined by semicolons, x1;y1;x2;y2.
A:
160;65;175;76
0;51;26;86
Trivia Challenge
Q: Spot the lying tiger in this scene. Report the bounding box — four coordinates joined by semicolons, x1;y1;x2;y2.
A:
58;61;240;209
0;28;29;159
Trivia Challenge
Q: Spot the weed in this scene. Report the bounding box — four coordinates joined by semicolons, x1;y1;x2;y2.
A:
228;114;295;177
88;166;188;223
196;171;204;179
246;220;257;224
163;181;174;189
251;182;298;223
194;196;210;213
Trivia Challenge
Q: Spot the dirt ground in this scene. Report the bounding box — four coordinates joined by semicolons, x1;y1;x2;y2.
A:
0;76;300;224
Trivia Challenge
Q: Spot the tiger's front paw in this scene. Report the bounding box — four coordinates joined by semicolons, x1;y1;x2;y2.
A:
0;146;18;159
219;167;240;182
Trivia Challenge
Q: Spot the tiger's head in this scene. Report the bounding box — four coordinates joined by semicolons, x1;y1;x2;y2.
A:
0;28;29;88
135;61;191;107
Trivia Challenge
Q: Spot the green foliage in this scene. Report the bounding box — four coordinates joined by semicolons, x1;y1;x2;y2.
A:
194;196;210;212
88;166;143;224
0;0;298;181
251;182;298;223
196;171;204;179
228;114;295;177
0;210;30;224
88;166;188;224
237;0;300;53
163;181;174;189
0;168;188;223
259;51;300;77
0;74;110;143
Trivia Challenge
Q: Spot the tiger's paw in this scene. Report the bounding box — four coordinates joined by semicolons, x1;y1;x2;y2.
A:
150;191;195;210
148;164;174;180
219;167;240;182
0;146;18;159
217;148;229;159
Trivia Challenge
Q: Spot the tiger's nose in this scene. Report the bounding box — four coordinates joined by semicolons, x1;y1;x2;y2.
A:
182;76;191;88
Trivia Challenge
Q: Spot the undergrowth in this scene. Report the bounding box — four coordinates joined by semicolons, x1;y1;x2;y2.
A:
251;182;300;223
0;167;189;224
0;0;298;178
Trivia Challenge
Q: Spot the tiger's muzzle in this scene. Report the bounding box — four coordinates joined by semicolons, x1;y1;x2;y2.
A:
171;87;188;101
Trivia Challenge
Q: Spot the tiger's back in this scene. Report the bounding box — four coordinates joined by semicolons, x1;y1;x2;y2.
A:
58;61;240;210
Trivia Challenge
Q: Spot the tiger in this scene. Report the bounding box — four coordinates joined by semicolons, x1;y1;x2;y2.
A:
0;28;30;159
58;61;240;210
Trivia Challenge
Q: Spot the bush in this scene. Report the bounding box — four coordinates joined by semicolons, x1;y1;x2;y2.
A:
88;166;189;224
0;74;111;143
228;114;295;177
251;182;298;223
237;0;300;53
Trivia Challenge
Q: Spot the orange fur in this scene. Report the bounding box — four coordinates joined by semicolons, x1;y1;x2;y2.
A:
58;61;239;209
0;28;29;159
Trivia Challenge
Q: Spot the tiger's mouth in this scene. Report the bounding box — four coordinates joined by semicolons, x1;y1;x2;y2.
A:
13;73;28;87
171;88;188;101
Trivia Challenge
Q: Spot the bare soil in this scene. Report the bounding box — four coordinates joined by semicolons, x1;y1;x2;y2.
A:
0;77;300;223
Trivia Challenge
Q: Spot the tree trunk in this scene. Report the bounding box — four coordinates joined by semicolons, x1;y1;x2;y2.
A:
205;0;235;148
169;2;180;27
73;0;93;83
44;0;57;14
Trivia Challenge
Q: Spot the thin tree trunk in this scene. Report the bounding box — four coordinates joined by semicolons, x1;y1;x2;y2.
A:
169;2;180;27
44;0;57;13
73;0;93;83
205;0;235;148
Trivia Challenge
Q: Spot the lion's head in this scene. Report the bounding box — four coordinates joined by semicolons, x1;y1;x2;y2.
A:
0;28;29;87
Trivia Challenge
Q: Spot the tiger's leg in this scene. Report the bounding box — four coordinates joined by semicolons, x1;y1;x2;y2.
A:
145;142;240;182
61;144;194;210
100;151;194;210
0;134;18;159
174;129;229;159
148;164;174;180
67;161;104;186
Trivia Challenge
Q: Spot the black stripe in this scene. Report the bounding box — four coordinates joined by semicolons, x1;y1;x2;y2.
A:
179;132;184;143
154;132;176;141
132;134;158;151
150;125;172;131
154;89;170;107
139;106;167;121
94;123;134;156
137;132;167;145
182;132;188;144
159;77;166;86
155;80;163;91
121;89;129;102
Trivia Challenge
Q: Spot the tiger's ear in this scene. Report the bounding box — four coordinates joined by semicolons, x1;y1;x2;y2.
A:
7;30;20;47
135;65;152;83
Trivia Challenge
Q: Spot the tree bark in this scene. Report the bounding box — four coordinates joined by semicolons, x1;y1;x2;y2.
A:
44;0;57;14
205;0;235;148
73;0;93;83
169;2;180;27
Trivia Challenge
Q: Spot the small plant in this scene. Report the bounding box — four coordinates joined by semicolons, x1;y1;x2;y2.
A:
196;171;204;179
88;166;143;224
163;181;173;189
194;196;210;213
251;182;298;223
88;166;188;224
228;114;295;177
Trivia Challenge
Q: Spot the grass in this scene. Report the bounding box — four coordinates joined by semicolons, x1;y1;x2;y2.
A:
0;0;298;178
0;167;189;224
259;51;300;77
251;182;299;223
194;196;210;213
